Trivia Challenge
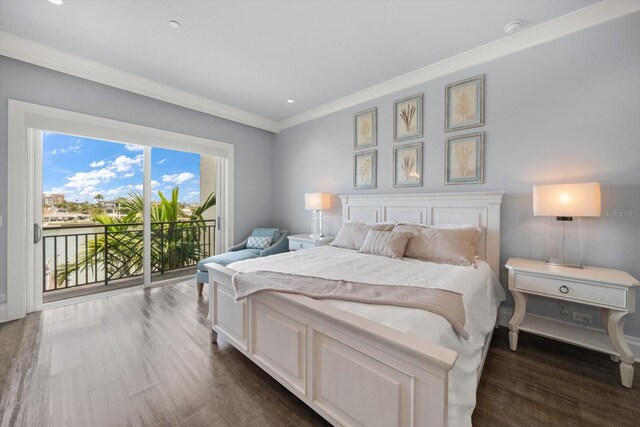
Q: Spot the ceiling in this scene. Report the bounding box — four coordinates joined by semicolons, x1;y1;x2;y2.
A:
0;0;598;122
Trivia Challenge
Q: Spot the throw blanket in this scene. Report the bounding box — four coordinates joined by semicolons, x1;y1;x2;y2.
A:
233;271;469;339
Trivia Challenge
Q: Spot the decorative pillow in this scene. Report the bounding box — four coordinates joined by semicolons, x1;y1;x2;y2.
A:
358;230;411;259
330;223;395;250
251;228;279;243
246;236;272;249
394;224;481;267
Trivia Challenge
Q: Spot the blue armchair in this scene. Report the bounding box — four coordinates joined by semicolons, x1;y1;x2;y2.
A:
196;228;289;294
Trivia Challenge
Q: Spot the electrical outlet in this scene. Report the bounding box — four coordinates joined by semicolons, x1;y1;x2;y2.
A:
572;312;592;324
560;303;569;317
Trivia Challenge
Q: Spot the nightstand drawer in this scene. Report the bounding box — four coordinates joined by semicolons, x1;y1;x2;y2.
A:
289;241;315;251
515;273;627;309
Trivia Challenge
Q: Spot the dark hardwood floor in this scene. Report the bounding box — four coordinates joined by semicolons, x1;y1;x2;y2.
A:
0;280;637;426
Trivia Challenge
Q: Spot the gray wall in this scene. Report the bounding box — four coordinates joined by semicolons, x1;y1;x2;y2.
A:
271;13;640;337
0;56;276;298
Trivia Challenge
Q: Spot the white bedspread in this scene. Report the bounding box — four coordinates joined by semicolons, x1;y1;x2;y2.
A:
229;246;506;426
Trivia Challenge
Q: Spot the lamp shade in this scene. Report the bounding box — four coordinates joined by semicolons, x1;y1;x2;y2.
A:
305;193;332;211
533;182;601;217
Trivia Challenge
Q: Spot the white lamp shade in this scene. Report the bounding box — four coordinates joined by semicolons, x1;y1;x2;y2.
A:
533;182;601;217
305;193;332;211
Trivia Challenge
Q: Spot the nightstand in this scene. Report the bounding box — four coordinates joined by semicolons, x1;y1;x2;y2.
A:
287;234;334;251
505;258;639;388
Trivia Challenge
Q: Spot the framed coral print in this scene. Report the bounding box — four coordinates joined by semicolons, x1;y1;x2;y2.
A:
354;150;377;189
394;142;422;188
445;133;484;185
445;74;485;132
393;93;423;142
353;107;377;149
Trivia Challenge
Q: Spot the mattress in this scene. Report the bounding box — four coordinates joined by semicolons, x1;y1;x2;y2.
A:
229;245;506;427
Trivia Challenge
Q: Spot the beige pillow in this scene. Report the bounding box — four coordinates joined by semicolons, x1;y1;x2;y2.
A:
330;223;395;250
358;230;410;259
394;224;481;267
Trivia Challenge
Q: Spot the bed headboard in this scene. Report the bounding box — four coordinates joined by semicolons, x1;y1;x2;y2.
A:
338;192;504;273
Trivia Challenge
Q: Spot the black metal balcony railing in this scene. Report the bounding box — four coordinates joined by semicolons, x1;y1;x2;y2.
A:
42;219;215;292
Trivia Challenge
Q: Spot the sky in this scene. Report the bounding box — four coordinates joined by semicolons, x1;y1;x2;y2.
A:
43;132;201;204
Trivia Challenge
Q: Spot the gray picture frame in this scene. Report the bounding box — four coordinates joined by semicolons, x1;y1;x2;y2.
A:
354;150;377;190
353;107;377;149
393;142;423;188
445;74;485;132
445;132;484;185
393;93;423;142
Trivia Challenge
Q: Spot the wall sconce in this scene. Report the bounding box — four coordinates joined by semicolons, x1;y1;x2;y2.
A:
304;193;331;238
533;182;601;268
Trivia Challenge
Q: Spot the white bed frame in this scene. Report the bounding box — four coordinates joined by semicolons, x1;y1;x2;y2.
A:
206;191;503;427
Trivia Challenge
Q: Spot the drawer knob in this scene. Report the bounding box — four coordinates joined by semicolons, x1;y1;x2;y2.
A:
559;285;569;294
299;243;303;248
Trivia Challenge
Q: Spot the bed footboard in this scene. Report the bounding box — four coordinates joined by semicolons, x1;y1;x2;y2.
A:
207;263;458;427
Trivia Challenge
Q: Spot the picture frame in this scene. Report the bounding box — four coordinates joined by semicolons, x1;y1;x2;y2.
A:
353;107;377;149
445;74;485;132
445;133;484;185
393;142;423;188
393;93;423;142
354;150;377;190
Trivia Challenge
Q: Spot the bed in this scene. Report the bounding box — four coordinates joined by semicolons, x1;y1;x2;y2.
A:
206;191;504;426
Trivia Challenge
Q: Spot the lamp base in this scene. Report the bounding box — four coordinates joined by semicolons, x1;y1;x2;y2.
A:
546;260;583;269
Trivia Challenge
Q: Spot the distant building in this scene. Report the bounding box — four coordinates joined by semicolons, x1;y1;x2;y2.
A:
43;212;91;223
103;200;125;218
43;193;65;205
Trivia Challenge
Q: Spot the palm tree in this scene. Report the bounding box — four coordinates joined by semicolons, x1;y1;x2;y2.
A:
56;187;216;285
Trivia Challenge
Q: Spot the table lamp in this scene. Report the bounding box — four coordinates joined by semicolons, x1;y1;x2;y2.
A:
533;182;601;268
305;193;331;238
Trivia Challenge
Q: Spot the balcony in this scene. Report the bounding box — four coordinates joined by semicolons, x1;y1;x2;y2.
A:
43;219;215;303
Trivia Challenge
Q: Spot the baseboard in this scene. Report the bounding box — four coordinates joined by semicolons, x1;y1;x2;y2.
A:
498;306;640;362
0;303;7;323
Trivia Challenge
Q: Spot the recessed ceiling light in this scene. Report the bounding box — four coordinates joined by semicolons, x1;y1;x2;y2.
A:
48;0;63;5
169;20;181;29
503;20;522;35
287;99;294;104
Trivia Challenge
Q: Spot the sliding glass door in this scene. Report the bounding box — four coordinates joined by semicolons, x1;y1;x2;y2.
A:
36;131;218;305
149;147;217;284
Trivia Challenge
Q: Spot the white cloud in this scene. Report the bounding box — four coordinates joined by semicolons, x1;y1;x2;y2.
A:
103;185;135;197
89;160;106;168
51;143;82;155
134;180;159;191
161;172;194;185
110;154;143;173
124;144;144;152
157;158;167;164
122;172;135;178
65;168;116;190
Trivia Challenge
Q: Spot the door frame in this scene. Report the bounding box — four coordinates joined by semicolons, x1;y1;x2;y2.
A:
7;100;235;319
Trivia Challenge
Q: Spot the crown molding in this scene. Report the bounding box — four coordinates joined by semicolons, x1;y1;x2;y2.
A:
277;0;640;131
0;31;280;133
